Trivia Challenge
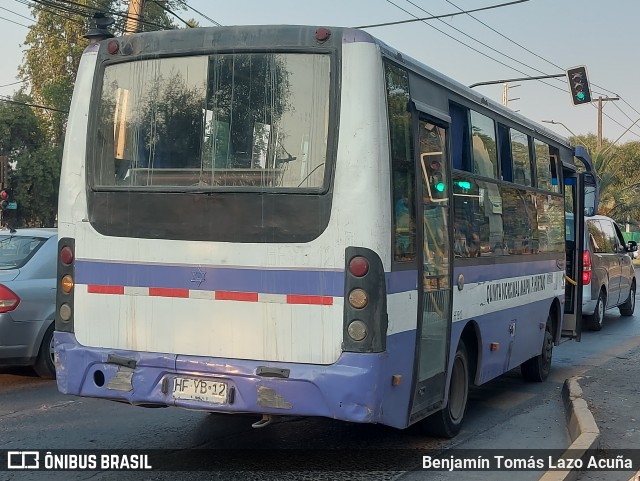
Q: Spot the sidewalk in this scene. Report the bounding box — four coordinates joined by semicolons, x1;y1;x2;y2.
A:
573;344;640;481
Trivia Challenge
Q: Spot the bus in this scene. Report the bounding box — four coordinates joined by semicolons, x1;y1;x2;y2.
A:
55;24;595;438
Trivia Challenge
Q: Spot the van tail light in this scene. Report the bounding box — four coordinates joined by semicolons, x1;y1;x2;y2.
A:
0;284;20;313
582;250;592;285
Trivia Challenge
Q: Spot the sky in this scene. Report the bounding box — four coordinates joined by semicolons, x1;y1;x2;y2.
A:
1;0;640;145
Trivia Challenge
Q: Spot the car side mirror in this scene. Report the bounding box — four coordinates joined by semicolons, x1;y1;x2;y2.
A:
626;240;637;252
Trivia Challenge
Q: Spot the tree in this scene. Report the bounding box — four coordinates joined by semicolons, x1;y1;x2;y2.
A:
12;144;63;227
571;134;640;224
19;0;185;144
0;93;43;157
13;0;188;225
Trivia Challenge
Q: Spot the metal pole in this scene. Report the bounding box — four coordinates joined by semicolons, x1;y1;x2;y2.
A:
469;73;565;88
597;96;603;149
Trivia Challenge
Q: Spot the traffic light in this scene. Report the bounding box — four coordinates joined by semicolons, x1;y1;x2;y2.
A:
0;189;9;210
566;66;592;106
422;154;447;202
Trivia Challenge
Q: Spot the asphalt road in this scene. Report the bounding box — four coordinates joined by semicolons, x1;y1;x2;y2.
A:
1;304;638;481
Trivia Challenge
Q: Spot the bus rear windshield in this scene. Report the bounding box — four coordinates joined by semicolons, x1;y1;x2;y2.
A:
93;53;330;191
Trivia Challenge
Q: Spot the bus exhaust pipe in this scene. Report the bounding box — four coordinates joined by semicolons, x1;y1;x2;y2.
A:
251;414;273;429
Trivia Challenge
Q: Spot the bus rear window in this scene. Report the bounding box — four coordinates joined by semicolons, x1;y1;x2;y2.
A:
94;53;331;191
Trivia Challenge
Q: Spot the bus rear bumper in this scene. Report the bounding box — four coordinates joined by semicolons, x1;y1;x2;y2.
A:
54;332;384;424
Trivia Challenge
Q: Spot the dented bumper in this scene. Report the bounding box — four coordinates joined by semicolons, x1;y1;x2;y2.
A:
54;331;384;423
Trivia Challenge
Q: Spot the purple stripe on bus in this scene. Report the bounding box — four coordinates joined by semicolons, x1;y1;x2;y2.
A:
75;261;345;297
453;258;561;285
74;260;419;297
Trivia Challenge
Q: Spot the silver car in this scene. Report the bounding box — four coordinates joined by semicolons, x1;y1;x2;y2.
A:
0;228;57;378
582;216;637;330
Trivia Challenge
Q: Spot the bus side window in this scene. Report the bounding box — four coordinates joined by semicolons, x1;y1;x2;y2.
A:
385;61;416;262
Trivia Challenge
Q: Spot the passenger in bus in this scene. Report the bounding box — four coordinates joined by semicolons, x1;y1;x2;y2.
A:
468;231;481;257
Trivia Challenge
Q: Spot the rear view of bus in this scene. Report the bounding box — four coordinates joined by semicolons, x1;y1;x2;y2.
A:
55;26;395;427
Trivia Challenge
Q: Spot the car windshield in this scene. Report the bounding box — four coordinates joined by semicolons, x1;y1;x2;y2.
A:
0;235;48;270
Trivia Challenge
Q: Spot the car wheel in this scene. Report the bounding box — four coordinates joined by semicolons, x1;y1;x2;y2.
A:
587;290;606;331
521;316;553;382
34;325;56;379
619;283;636;317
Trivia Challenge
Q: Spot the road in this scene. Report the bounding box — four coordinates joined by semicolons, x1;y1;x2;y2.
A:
1;304;639;481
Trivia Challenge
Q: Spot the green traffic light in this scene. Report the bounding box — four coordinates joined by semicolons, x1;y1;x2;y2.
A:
577;92;585;100
457;181;471;189
435;182;445;192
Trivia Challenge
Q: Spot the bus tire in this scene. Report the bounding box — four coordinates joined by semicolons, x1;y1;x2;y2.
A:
423;341;469;439
521;317;553;382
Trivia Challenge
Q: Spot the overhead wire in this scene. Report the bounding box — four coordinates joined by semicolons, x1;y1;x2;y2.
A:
0;5;35;22
355;0;529;29
385;0;566;93
150;0;192;28
16;0;170;31
441;0;640;140
0;80;27;88
0;95;68;113
0;14;31;27
178;0;221;26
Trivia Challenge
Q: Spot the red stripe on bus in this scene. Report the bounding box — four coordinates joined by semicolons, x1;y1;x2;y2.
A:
149;288;189;298
286;295;333;305
215;291;259;302
87;285;124;295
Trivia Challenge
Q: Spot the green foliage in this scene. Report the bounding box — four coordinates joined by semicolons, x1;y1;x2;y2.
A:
0;93;43;156
12;0;186;226
571;134;640;226
19;0;185;144
12;144;63;227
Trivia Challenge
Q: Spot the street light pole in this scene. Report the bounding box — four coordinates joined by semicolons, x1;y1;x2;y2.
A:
541;120;589;149
597;96;620;149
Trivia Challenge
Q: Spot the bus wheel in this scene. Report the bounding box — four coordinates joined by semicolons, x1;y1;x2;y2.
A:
423;341;469;438
521;317;553;382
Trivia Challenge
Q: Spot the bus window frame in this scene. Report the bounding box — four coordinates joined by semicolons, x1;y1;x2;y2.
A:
86;47;340;196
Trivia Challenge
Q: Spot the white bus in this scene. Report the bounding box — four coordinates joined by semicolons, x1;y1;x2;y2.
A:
55;25;594;437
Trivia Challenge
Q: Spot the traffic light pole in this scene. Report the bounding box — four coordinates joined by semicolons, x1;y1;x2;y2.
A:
468;73;566;89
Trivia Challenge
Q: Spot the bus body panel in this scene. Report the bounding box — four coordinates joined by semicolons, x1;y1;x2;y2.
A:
66;41;393;366
58;45;97;236
55;331;388;424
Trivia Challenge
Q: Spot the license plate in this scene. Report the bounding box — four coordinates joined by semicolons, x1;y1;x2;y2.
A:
172;377;228;404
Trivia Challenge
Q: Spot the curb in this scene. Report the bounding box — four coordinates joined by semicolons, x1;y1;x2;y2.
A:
538;377;600;481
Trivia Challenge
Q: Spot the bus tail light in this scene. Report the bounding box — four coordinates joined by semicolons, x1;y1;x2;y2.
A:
348;288;369;309
60;246;74;265
347;320;367;341
582;250;592;285
57;238;75;332
61;275;74;293
0;284;20;313
349;256;369;277
343;247;388;353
